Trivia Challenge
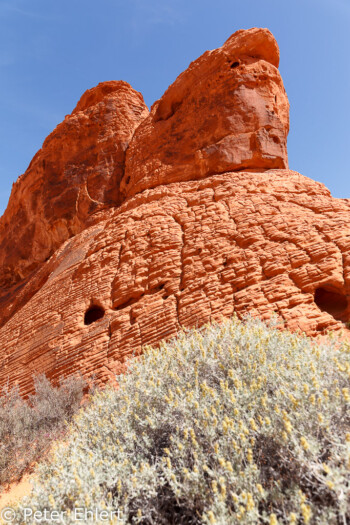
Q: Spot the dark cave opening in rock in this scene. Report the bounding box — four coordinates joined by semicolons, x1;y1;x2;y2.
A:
84;305;105;325
314;287;348;321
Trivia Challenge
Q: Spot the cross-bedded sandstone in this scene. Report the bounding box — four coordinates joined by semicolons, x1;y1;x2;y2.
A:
0;28;349;395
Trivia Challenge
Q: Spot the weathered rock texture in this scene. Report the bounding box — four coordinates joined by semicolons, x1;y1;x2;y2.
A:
122;28;289;198
0;28;349;395
0;81;148;289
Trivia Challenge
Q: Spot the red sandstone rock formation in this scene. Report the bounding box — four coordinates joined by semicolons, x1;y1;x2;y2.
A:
0;28;349;395
122;28;289;198
0;81;148;289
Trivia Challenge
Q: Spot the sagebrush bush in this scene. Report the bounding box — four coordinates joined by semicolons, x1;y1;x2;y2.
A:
0;374;87;488
16;317;350;524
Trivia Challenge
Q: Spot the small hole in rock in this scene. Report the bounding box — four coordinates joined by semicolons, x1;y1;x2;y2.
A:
274;95;277;103
314;287;348;321
125;176;130;185
230;61;240;69
84;305;105;325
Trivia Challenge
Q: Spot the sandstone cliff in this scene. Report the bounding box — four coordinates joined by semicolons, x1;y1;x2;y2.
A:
0;81;148;289
0;28;349;395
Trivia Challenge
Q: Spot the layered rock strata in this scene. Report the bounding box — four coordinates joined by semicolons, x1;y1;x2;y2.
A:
0;28;349;395
0;81;148;289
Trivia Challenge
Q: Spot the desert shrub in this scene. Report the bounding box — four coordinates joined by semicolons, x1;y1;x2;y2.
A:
17;316;350;524
0;374;87;488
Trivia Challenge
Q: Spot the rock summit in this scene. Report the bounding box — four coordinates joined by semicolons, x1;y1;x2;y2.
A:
0;28;349;395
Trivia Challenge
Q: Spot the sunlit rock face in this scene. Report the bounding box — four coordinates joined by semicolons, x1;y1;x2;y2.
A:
0;81;148;289
0;28;349;396
121;28;289;198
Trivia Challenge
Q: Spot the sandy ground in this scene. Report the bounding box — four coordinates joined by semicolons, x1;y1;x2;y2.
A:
0;475;33;516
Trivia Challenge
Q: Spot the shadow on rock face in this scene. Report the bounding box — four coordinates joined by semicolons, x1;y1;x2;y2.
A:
0;81;149;289
314;287;349;323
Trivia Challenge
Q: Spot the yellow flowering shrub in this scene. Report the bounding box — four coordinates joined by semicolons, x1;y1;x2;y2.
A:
16;316;350;524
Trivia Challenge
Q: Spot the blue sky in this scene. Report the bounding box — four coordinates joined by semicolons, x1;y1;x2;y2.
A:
0;0;349;215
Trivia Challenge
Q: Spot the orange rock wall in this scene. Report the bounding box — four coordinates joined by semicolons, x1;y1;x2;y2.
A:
1;170;350;395
0;28;349;396
122;28;289;198
0;81;148;289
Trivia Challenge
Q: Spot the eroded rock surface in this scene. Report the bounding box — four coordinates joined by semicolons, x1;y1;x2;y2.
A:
0;28;349;395
0;81;148;288
122;28;289;198
1;170;350;395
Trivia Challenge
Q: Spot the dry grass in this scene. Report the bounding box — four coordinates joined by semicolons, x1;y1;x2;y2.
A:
0;374;87;489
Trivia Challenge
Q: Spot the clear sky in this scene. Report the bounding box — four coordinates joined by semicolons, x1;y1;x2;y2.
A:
0;0;349;216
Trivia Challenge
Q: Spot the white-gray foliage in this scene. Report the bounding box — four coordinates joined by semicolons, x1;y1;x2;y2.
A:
16;316;350;524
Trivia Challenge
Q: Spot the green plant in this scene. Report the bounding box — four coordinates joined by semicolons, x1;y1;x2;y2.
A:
17;316;350;524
